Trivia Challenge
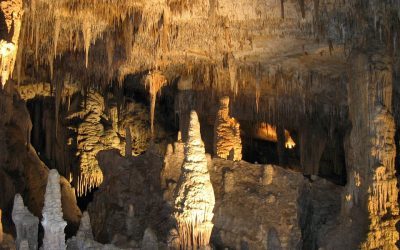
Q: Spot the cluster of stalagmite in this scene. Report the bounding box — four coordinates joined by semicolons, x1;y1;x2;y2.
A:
0;0;22;87
12;194;39;250
213;96;242;161
345;52;399;249
145;71;167;137
174;111;215;249
41;169;67;250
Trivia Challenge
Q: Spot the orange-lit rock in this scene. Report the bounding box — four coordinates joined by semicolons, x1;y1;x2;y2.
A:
214;96;242;161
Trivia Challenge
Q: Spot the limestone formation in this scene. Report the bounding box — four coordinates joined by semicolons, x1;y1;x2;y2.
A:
0;0;22;87
344;52;399;250
161;133;185;203
67;211;122;250
174;111;215;249
214;96;242;161
12;194;39;250
76;212;93;240
0;209;2;243
141;228;158;250
145;71;167;137
42;169;67;250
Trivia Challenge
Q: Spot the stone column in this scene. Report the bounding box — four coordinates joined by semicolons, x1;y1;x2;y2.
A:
41;169;67;250
345;51;399;249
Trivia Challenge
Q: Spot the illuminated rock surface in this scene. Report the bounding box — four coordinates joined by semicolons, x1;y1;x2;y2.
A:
0;0;398;249
12;194;39;250
174;111;215;249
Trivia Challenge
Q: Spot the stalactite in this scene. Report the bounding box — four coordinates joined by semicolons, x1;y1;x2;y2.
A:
54;16;60;57
82;20;91;68
145;71;167;137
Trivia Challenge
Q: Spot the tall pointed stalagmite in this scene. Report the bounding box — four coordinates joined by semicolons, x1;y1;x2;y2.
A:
174;111;215;249
41;169;67;250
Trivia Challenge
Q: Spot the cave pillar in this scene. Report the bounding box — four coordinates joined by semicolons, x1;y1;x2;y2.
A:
299;121;327;176
0;209;2;243
346;51;399;249
125;126;132;157
276;124;287;166
213;96;242;161
41;169;67;250
12;194;39;250
174;111;215;249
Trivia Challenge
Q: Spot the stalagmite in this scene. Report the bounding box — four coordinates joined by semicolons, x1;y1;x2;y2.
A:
174;111;215;250
141;227;158;250
12;194;39;250
214;96;242;161
76;212;93;240
145;71;167;137
41;169;67;250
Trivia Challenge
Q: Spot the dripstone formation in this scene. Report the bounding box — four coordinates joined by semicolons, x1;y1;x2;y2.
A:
0;0;399;249
174;111;215;249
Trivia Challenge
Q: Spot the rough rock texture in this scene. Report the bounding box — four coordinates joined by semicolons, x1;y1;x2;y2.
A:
144;71;167;137
345;52;399;250
0;0;22;87
67;212;121;250
160;134;185;204
213;96;242;161
173;111;215;249
12;194;39;250
141;228;158;250
87;149;166;248
0;209;2;243
42;169;67;250
0;89;81;229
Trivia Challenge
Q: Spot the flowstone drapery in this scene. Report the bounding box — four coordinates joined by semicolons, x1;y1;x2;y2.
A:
174;111;215;249
213;96;242;161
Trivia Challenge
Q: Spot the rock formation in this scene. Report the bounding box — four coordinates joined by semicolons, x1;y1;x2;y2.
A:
41;169;67;250
0;0;22;88
12;194;39;250
141;228;158;250
0;209;2;244
214;96;242;161
174;111;215;249
345;52;399;250
67;211;122;250
145;71;168;137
